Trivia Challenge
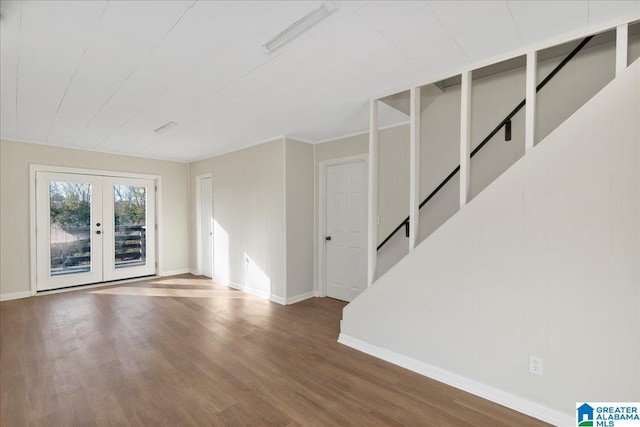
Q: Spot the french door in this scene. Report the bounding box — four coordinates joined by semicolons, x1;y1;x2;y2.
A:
36;172;156;291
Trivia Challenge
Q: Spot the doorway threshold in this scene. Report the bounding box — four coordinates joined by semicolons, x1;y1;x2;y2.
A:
35;275;156;297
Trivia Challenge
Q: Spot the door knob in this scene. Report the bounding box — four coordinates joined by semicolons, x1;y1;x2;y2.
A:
96;223;101;227
325;236;331;241
96;230;102;235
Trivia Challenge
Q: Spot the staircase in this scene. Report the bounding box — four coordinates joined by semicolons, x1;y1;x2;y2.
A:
341;21;640;427
373;26;640;281
377;36;593;254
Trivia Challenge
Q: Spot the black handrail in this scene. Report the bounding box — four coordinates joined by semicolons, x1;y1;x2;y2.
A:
377;35;594;251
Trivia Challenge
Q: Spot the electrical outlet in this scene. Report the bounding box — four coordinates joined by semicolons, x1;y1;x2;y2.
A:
529;355;543;375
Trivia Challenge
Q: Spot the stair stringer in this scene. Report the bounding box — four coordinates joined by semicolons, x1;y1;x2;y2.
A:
340;59;640;426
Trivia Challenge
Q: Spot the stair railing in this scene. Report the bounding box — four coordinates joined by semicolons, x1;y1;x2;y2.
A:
377;36;594;251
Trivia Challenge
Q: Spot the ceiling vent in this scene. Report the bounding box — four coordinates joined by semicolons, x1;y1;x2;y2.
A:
153;121;177;134
262;2;338;54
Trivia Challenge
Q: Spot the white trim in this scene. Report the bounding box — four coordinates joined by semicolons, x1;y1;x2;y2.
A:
285;135;315;144
338;334;573;427
30;164;162;180
29;167;37;296
616;23;629;76
160;269;190;277
215;276;243;291
188;136;287;163
317;154;369;298
212;275;273;301
156;176;163;279
242;286;269;300
525;51;537;153
459;71;471;208
368;100;379;286
189;269;200;275
194;173;213;277
283;139;288;305
186;161;191;274
311;120;410;145
270;295;286;305
29;164;162;295
409;87;420;252
286;290;315;305
370;15;639;101
4;137;188;163
313;145;318;302
0;291;33;302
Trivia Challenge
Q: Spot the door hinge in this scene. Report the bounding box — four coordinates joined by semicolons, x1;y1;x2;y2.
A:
155;224;158;230
155;185;158;192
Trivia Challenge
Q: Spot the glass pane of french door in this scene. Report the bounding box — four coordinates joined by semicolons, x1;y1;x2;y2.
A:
36;172;103;291
103;177;156;282
114;185;147;269
49;181;92;276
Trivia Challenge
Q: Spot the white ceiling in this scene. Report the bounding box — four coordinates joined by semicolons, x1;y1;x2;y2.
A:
1;1;638;162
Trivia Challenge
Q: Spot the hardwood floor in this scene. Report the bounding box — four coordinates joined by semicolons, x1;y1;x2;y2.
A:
1;275;549;426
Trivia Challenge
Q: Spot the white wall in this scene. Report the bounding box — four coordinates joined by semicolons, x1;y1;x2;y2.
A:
285;138;315;302
375;125;410;278
377;125;410;244
188;137;317;305
189;138;286;301
0;139;189;299
340;58;640;424
535;33;616;144
419;82;461;243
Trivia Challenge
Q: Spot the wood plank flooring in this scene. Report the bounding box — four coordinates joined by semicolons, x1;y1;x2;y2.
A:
1;275;549;426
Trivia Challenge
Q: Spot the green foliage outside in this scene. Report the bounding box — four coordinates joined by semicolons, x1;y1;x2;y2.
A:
114;185;146;226
49;183;146;230
50;182;91;229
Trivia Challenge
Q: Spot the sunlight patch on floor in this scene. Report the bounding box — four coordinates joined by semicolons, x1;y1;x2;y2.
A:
146;278;214;286
90;286;245;298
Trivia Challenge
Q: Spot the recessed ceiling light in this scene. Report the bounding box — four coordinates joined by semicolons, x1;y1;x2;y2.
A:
154;121;177;134
262;1;339;54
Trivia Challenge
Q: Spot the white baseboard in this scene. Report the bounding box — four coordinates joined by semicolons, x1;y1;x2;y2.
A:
286;290;315;305
212;276;275;302
160;268;190;277
270;295;286;305
188;269;200;276
0;290;33;302
243;286;270;300
337;334;573;427
213;276;244;291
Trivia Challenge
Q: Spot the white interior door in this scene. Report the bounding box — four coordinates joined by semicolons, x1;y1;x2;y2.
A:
324;160;367;302
36;172;156;291
200;177;213;278
103;177;156;282
36;172;104;291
